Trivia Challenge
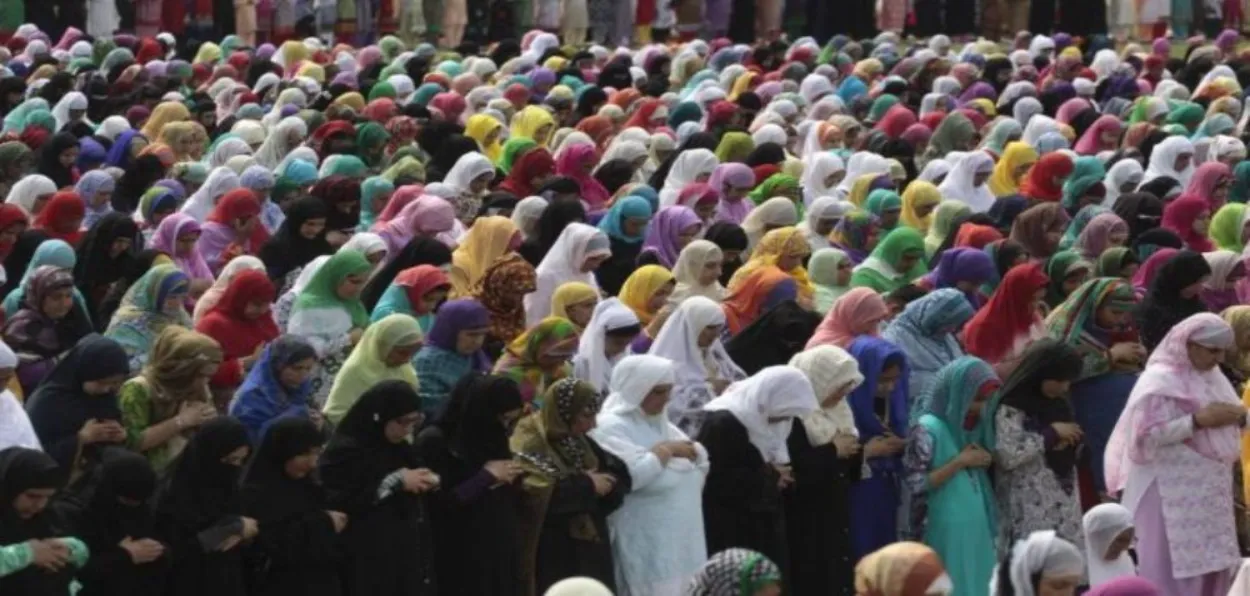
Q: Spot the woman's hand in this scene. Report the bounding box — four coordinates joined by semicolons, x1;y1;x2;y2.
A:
1195;402;1247;429
175;401;217;430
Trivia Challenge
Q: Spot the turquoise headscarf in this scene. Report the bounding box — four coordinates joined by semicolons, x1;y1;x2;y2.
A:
1060;157;1107;214
2;239;89;319
2;98;50;133
412;83;442;107
910;357;1000;449
597;196;653;244
358;176;395;231
1230;161;1250;204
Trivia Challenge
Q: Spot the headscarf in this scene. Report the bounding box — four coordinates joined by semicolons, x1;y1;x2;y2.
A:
493;317;579;405
989;531;1085;596
1083;503;1138;587
322;314;423;424
686;548;782;596
990;142;1039;197
854;542;951;596
962;262;1049;363
806;287;889;349
1161;194;1214;251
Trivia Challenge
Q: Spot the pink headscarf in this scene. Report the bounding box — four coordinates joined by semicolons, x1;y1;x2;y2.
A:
1185;162;1232;211
1103;313;1242;495
372;184;425;228
430;93;468;123
1073;212;1129;261
379;195;457;254
1073;115;1123;155
1055;98;1095;125
710;163;756;224
805;287;890;349
1132;248;1179;292
151;213;215;283
554;143;610;209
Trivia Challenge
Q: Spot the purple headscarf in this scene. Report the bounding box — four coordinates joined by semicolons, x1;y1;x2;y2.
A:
640;205;702;268
256;44;277;61
1151;37;1171;57
710;163;756;224
958;81;997;106
530;67;557;93
920;247;996;308
1217;29;1239;53
151;213;214;283
425;298;493;371
1052;32;1073;52
154;179;187;201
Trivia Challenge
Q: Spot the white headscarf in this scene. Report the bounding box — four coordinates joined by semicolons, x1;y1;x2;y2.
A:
798;196;852;251
836;152;890;198
207;137;254;169
1022;115;1062;148
801;153;846;206
669;240;725;303
255;116;309;170
1013;97;1044;128
1082;504;1137;587
51;91;90;131
1101;159;1144;207
741;197;800;249
597;140;648;183
989;531;1084;596
916;159;953;184
572;298;641;393
526;223;609;326
703;366;819;464
511;196;548;240
1090;49;1121;81
5;175;56;215
1206;135;1246;165
799;74;836;105
277;146;320;173
96;116;131;141
180;166;241;220
444;152;496;195
231;119;267;147
937;151;996;213
0;341;39;450
789;345;862;447
751;123;788;147
1141;136;1196;188
659;149;719;207
648;295;743;390
340;232;389;273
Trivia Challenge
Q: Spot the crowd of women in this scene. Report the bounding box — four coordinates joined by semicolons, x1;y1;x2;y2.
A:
9;15;1250;596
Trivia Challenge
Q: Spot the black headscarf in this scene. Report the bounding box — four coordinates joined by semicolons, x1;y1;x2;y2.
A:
426;134;480;183
415;121;464;158
79;448;159;541
361;236;453;311
705;222;749;286
1;230;50;298
23;335;131;471
574;86;608;121
156;417;251;531
1112;192;1164;244
74;212;139;322
1135;249;1211;350
593;159;637;195
989;239;1028;281
725;301;821;374
518;200;587;266
319;380;423;513
987;195;1029;235
432;374;524;468
37;132;79;189
996;338;1085;489
744;142;787;168
114;155;168;212
257;197;332;282
96;249;164;331
1130;228;1184;262
0;447;71;596
239;417;326;522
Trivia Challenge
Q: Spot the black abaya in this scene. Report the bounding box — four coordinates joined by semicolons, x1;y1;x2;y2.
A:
725;301;821;375
782;421;862;596
1135;250;1211;350
0;447;76;596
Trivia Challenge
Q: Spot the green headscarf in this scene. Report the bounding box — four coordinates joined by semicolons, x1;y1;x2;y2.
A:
867;94;900;123
910;356;1000;449
1166;101;1205;131
922;112;976;163
293;250;373;328
358;176;395;231
100;48;135;74
1060;156;1107;213
1194;113;1237;140
982;119;1023;155
91;39;117;66
355;122;391;165
1095;246;1137;278
924;200;972;257
500;137;539;173
321;154;369;179
219;35;243;55
379;36;406;62
714;132;754;163
1231;161;1250;204
0;141;32;172
667;101;704;130
1043;250;1093;307
808;247;851;315
1044;278;1137;378
171;162;209;185
1209;203;1249;252
864;189;903;230
412;83;442;107
436;60;464;77
368;81;397;102
24;109;56;133
381;156;426;183
850;227;928;293
748;174;800;206
1;98;48;133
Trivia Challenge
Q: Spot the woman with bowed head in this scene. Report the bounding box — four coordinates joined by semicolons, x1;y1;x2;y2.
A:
784;346;866;596
525;222;611;326
962;262;1051;374
2;266;95;394
285;249;374;406
319;380;439;594
638;205;702;269
413;298;495;410
151;417;253;596
228;334;321;443
74;212;138;326
415;373;527;596
990;530;1086;595
118;327;221;475
806;287;891;350
698;366;819;586
150;214;215;300
685;548;783;596
322;314;423;425
1104;313;1245;594
647;296;746;436
883;288;976;400
0;447;89;595
850;227;929;294
238;417;345;596
588;355;709;596
102;265;194;373
594;195;652;296
571;298;642;396
195;269;280;400
369;265;451;330
853;541;953;596
1134;250;1212;351
257;197;332;291
448;215;520;298
902;357;1000;596
493;317;579;407
846;336;910;560
1083;503;1139;588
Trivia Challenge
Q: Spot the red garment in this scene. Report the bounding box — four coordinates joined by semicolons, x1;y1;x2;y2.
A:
962;262;1049;364
623;99;666;132
394;265;451;314
136;38;163;64
751;164;780;185
1019;153;1074;202
706;101;738;130
0;205;29;261
1185;162;1232;211
498;148;555;198
196;270;280;387
309;121;356;158
33;192;85;246
875;105;918;139
575;116;615;151
429;93;467;123
364;99;400;123
1162;194;1215;252
208;189;269;252
503;84;531;110
954;224;1004;249
920;112;945;131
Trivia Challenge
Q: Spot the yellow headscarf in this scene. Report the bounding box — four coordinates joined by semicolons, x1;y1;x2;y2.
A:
728;227;813;303
899;181;942;233
332;92;366;112
140;102;191;145
296;62;326;83
277;40;311;72
618;265;675;326
550;282;600;328
193;42;222;65
322;314;423;425
511;106;556;147
450;216;519;297
158;121;198;161
466;114;505;164
847;174;883;207
728;71;758;102
989;141;1038;197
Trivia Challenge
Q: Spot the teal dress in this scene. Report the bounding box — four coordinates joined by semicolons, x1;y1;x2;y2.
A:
369;284;434;332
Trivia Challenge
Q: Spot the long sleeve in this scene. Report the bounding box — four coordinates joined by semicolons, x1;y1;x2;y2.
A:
0;542;32;577
902;424;935;541
250;511;341;567
994;406;1048;472
698;412;780;512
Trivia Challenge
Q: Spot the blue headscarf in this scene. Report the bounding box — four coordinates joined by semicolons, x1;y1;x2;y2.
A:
229;335;318;442
76;137;108;171
3;239;80;317
881;288;973;400
836;75;868;104
847;336;910;441
105;129;142;169
627;185;660;213
597;195;652;244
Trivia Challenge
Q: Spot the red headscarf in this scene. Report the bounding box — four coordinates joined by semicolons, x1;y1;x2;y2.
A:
208;189;269;250
623;99;666;132
962;262;1050;364
503;84;531;110
372;184;425;229
1019;153;1074;202
136;37;164;64
954;224;1004;249
555;144;611;209
309;121;356;158
498;148;555;198
394;265;452;315
875;105;919;139
363;98;400;123
575;116;615;150
33;192;85;245
706;101;738;130
0;205;29;261
196;269;280;387
430;93;467;123
1185;162;1232;211
1161;193;1215;252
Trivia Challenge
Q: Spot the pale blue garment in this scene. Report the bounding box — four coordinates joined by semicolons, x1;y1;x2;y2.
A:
3;240;90;322
880;288;973;404
369;284;435;333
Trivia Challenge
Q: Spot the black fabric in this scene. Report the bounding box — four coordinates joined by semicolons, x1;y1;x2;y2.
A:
23;335;130;473
360;236;453;311
37;132;79;189
0;447;72;596
258;197;332;283
426;135;479;183
74;212;139;325
997;338;1085;484
238;417;342;596
518;200;587;267
1112;192;1164;245
595;236;642;297
114;155;168;212
705;222;749;286
416;374;525;596
1129;228;1184;260
95;249;163;331
744;142;787;168
725;301;821;375
647;134;718;190
1135;249;1211;351
154;417;252;596
783;420;862;596
318;380;436;595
